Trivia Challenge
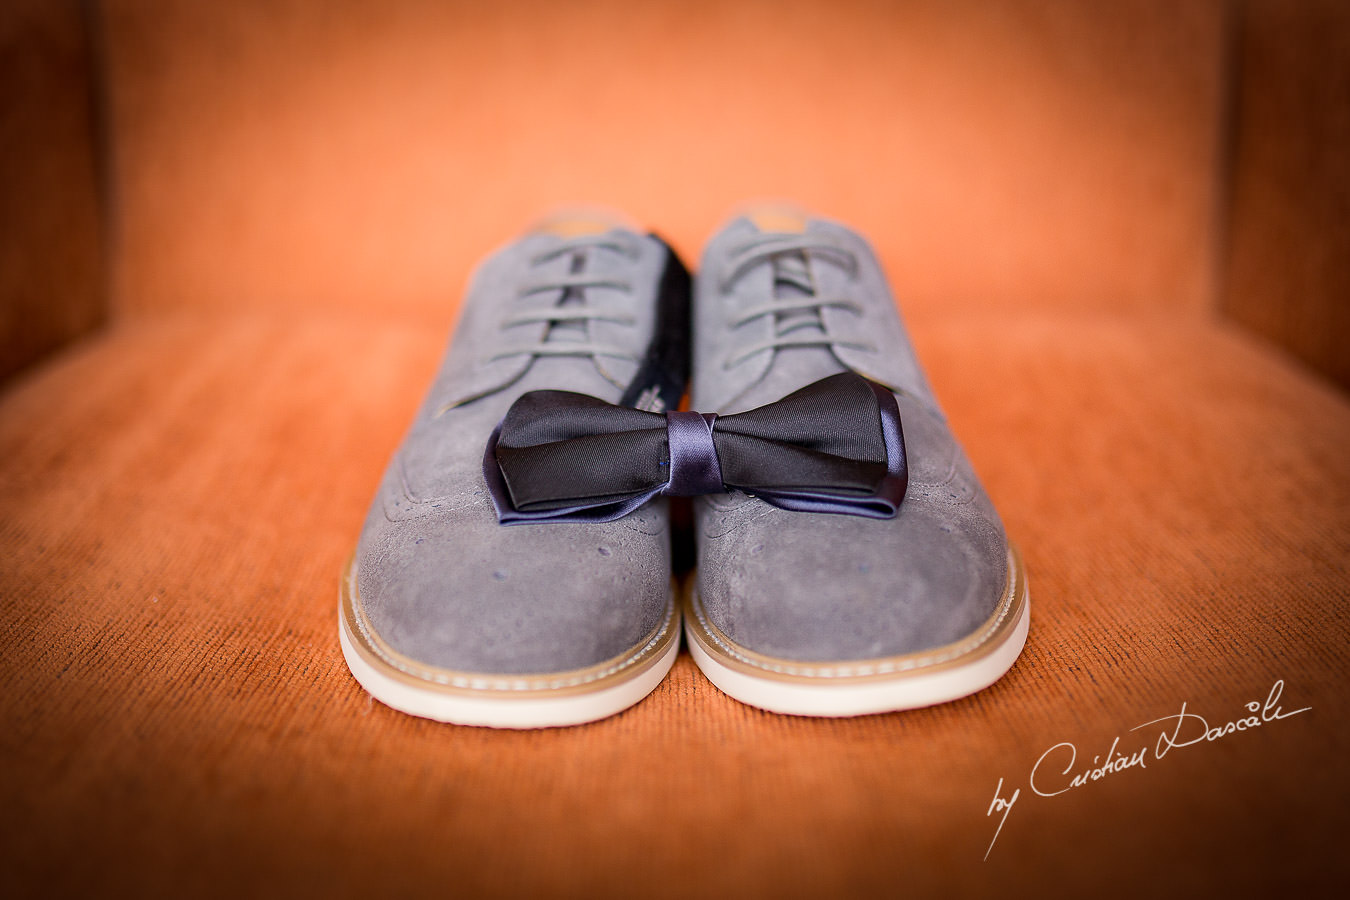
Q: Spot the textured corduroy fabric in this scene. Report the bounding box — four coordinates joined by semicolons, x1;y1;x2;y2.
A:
1;313;1347;897
99;0;1224;322
3;0;1349;896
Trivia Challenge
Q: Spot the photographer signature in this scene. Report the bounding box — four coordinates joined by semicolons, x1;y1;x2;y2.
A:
983;679;1310;860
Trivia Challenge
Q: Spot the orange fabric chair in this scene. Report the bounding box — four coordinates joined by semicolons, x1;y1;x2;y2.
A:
2;1;1347;895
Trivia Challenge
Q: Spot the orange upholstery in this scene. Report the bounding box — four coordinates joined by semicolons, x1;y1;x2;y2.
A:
102;0;1223;322
0;0;104;382
2;1;1347;895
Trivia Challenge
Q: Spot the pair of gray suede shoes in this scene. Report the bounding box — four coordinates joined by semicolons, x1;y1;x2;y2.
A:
340;208;1030;728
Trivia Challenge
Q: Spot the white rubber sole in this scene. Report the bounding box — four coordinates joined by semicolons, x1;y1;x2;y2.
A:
684;545;1030;717
339;559;681;728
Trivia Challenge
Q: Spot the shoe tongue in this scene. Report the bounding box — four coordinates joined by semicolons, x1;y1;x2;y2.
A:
545;250;589;344
771;251;825;338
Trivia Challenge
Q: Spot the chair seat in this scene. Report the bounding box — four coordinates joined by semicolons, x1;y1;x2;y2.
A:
2;309;1345;895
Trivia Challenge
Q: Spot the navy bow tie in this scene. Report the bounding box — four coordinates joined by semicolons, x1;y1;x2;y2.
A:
483;372;907;524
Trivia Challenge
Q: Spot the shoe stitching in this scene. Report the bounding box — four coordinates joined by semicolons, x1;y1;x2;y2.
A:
381;457;478;519
349;565;675;693
620;507;670;536
691;549;1020;680
699;495;778;539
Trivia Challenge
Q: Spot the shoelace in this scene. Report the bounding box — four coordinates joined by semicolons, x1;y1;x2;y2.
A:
490;234;643;365
720;234;874;368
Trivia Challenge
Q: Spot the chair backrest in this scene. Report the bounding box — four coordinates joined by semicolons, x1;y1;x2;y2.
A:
3;1;1346;389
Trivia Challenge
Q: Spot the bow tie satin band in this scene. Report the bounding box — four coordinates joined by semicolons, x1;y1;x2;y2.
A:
482;372;907;524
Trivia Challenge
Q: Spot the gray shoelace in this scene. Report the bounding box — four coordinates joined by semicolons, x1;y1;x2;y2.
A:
491;234;643;365
720;235;874;369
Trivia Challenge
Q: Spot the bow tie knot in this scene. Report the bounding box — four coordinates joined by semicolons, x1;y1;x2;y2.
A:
483;372;907;524
664;411;722;496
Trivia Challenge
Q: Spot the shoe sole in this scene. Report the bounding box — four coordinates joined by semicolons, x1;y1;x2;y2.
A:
339;557;681;728
684;544;1030;717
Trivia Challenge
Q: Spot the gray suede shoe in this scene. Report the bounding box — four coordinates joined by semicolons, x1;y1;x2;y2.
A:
341;213;688;727
685;208;1029;716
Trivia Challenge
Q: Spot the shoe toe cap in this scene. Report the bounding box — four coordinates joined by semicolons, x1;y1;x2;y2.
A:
354;500;671;676
698;496;1008;663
